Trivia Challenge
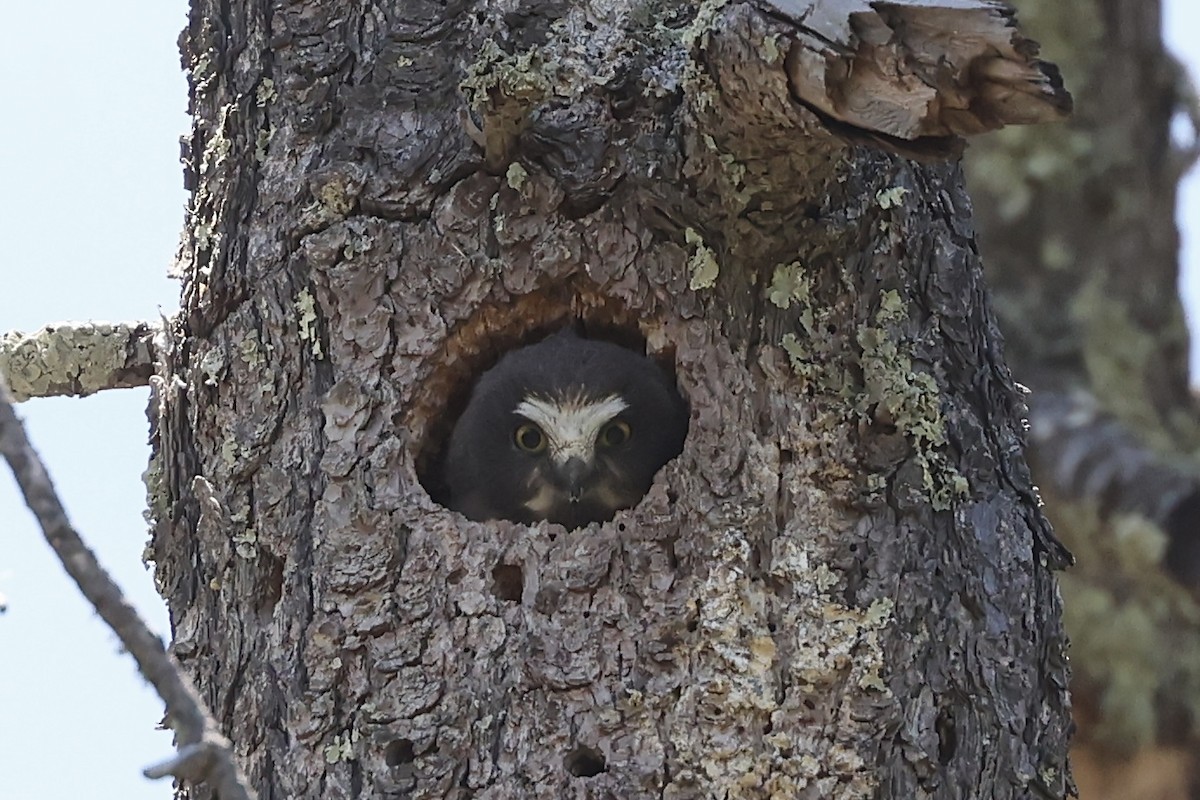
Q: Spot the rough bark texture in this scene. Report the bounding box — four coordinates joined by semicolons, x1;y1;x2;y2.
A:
150;1;1071;798
963;0;1200;796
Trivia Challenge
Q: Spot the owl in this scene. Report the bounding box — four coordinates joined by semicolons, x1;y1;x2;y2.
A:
443;329;688;528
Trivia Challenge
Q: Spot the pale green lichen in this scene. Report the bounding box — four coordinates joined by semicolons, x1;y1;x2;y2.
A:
313;173;361;219
679;0;730;50
858;293;945;445
686;227;720;290
459;39;554;167
232;527;258;560
767;262;812;310
863;597;894;626
461;38;554;104
341;226;375;260
294;289;324;359
0;322;149;401
322;731;359;764
191;53;213;88
875;186;908;210
858;291;966;510
238;332;274;399
220;437;241;468
255;78;276;106
255;125;275;163
199;104;234;175
851;602;892;696
505;161;528;190
790;590;894;697
199;346;226;387
238;332;265;368
193;218;216;253
698;132;751;210
759;33;782;64
780;333;809;374
813;563;839;592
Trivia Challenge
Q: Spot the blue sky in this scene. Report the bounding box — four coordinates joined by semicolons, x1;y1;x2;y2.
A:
0;4;187;798
1;3;1198;799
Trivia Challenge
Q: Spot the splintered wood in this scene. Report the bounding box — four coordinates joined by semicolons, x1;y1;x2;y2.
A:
775;0;1071;140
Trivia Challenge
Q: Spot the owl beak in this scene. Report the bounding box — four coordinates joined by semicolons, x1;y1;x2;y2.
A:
560;457;593;503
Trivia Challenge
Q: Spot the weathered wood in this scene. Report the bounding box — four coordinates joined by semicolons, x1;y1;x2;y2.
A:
151;1;1072;797
776;0;1071;144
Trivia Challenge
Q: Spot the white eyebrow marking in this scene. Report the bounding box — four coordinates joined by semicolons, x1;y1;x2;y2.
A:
515;394;629;465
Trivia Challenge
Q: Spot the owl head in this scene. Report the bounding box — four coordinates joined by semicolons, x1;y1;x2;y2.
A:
443;329;688;528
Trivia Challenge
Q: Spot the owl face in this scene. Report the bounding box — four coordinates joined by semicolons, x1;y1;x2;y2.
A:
443;330;688;528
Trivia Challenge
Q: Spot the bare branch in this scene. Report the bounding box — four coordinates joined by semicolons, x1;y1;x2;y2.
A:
0;321;159;401
0;375;255;800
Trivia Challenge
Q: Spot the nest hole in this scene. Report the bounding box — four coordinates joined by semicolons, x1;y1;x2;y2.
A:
410;285;687;527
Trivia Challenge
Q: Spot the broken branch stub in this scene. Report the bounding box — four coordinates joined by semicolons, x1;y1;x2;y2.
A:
772;0;1072;141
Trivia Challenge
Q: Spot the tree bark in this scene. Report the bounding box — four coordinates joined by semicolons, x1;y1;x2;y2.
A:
151;1;1072;798
964;0;1200;797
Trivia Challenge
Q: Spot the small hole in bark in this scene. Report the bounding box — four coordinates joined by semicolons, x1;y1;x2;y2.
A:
564;746;607;777
617;522;627;532
491;564;523;602
447;568;465;585
803;699;816;710
936;710;957;764
385;739;415;766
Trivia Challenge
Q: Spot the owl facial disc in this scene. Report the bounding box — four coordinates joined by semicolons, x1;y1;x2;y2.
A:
514;394;628;467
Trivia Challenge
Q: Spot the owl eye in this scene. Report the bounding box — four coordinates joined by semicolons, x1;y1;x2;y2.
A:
599;420;632;448
514;423;547;453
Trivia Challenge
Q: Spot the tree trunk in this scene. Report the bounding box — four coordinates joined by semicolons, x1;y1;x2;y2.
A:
964;0;1200;797
150;1;1072;797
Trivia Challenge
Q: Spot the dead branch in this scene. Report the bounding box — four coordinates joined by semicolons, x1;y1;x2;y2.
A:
0;321;158;401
